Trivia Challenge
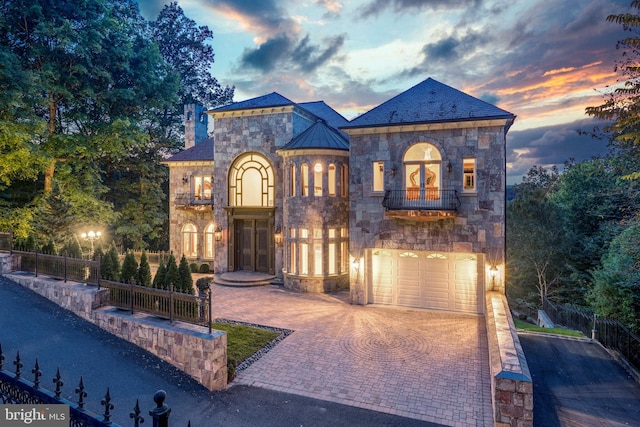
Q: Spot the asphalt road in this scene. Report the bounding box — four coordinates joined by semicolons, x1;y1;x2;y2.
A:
0;276;441;427
519;333;640;427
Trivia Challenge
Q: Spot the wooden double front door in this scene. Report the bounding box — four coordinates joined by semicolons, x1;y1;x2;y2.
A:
235;218;270;272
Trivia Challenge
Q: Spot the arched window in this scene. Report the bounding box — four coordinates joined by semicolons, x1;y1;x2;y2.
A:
314;163;323;196
182;224;198;257
289;163;296;197
204;223;215;259
403;143;442;201
229;152;274;206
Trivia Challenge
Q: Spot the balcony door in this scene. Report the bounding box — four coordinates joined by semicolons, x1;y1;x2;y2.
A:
404;143;441;201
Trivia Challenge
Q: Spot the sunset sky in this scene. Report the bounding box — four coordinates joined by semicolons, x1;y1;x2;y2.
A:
138;0;632;183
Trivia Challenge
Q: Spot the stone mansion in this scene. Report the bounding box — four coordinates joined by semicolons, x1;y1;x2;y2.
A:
163;77;515;315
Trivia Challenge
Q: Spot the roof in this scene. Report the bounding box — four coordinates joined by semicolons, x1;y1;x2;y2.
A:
280;119;349;151
164;137;214;162
343;77;515;129
298;101;349;130
209;92;294;112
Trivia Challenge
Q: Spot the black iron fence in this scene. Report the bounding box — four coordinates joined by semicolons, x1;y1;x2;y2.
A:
6;247;210;331
0;342;176;427
543;297;640;372
12;250;100;285
382;189;461;211
100;280;212;333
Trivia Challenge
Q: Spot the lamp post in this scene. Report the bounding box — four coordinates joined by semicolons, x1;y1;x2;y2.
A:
81;230;102;258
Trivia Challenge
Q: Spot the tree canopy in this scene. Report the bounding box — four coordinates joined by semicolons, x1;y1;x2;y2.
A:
0;0;233;250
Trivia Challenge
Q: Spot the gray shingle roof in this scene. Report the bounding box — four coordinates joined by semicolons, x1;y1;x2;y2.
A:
342;78;515;129
280;119;349;151
209;92;294;112
164;137;214;162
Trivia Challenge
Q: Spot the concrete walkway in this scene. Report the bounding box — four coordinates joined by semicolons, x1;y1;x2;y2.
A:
211;284;493;426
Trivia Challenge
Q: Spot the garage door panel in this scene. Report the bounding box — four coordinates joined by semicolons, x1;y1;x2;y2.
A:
370;249;482;314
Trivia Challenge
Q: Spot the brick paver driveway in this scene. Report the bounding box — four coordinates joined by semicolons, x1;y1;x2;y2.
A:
211;284;493;426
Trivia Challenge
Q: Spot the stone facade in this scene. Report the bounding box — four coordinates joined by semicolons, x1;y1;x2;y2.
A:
346;122;509;304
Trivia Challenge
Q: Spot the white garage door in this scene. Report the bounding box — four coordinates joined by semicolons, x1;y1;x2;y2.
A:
370;249;482;314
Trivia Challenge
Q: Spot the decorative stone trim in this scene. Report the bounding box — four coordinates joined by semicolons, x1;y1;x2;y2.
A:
485;292;533;426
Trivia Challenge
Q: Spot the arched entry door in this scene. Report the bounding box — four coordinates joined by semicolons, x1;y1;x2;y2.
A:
225;152;276;274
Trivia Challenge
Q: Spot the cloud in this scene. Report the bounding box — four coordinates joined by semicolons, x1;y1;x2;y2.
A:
357;0;482;19
506;118;611;184
313;0;343;18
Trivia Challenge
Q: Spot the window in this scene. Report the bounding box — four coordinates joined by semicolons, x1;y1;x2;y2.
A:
341;164;348;197
204;223;215;259
182;224;198;257
289;242;297;274
193;176;212;201
301;243;309;275
229;152;274;206
314;243;323;276
463;158;476;192
290;163;296;196
314;163;323;196
373;161;384;192
301;164;309;196
328;164;336;196
403;143;441;201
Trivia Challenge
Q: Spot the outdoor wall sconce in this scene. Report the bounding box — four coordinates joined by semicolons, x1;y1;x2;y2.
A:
274;225;283;245
352;257;360;268
214;226;222;242
489;265;498;277
446;161;453;175
182;174;189;184
314;163;323;173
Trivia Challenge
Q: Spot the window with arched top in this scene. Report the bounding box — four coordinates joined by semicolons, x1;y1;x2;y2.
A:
204;223;215;259
229;152;274;206
403;143;442;201
182;224;198;257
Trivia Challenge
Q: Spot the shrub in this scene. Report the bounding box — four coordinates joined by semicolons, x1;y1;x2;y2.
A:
189;262;199;273
199;263;210;273
179;255;194;294
196;277;212;293
137;250;152;287
121;250;138;284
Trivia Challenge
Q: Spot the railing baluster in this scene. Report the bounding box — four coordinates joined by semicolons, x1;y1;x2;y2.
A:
53;367;64;398
32;359;42;387
101;387;115;423
130;399;144;427
76;376;88;410
13;351;23;378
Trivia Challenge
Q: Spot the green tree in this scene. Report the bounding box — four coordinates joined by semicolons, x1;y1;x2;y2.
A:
101;243;121;281
588;223;640;333
121;250;138;284
507;166;570;306
164;254;180;291
153;261;167;290
178;254;194;294
137;250;152;287
585;0;640;180
60;237;83;259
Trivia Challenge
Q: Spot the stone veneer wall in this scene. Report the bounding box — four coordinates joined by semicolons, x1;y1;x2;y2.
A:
347;125;508;303
280;150;350;292
485;292;533;426
3;272;227;391
167;162;215;264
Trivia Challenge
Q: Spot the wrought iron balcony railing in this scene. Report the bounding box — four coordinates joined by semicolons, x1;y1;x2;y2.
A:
382;189;461;211
175;192;213;208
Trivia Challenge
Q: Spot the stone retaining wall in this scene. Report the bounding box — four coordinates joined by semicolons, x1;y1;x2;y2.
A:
485;292;533;426
2;271;227;391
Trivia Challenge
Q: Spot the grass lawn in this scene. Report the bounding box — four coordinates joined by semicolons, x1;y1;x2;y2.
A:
513;318;585;338
212;322;280;365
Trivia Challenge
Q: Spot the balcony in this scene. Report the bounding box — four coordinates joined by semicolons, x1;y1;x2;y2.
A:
175;192;213;211
382;189;460;221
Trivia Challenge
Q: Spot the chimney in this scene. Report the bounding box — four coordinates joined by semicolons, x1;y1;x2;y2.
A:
184;104;208;150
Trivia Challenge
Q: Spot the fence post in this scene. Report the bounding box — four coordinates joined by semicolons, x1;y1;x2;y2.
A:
35;247;38;277
9;230;13;255
169;285;174;324
592;314;597;340
64;251;68;283
208;288;212;335
130;279;135;314
149;390;171;427
97;255;101;289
